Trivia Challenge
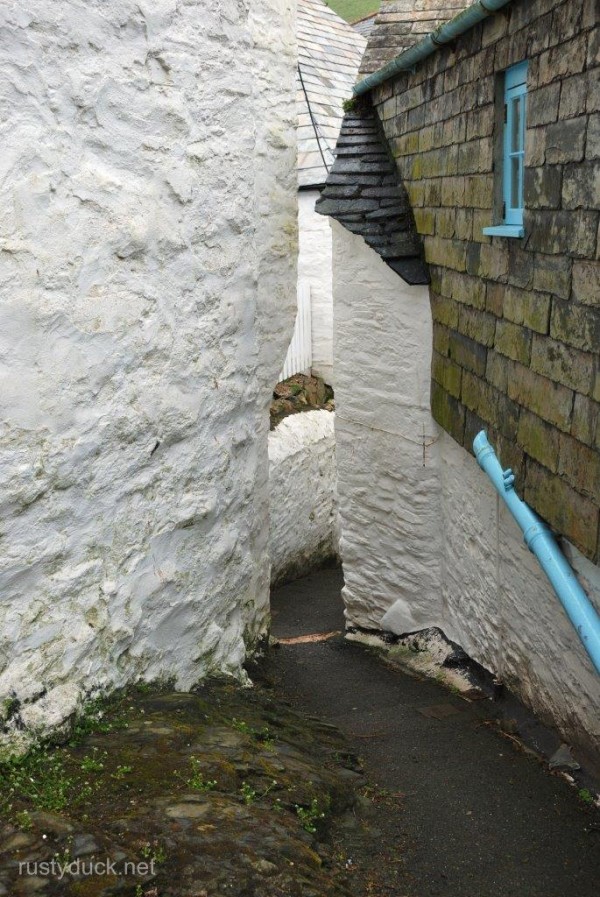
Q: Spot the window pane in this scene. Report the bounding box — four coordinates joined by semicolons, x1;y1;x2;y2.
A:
511;96;522;152
511;156;521;208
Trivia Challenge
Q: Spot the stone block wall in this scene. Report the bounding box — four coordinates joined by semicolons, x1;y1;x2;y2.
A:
371;0;600;561
0;0;297;750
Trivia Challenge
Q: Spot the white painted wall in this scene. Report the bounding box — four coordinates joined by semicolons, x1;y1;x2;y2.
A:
0;0;297;749
332;221;600;763
268;410;338;585
298;190;334;385
332;223;444;635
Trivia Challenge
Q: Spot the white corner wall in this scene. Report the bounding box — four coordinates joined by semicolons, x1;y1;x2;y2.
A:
0;0;297;749
268;410;339;585
298;190;334;385
332;221;600;763
331;222;444;634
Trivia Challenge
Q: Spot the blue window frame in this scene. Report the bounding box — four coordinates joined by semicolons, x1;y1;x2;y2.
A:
483;60;528;239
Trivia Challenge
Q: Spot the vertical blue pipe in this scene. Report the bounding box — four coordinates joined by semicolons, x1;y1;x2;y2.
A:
473;430;600;676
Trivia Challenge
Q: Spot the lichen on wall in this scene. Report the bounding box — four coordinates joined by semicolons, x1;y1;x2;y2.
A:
0;0;297;749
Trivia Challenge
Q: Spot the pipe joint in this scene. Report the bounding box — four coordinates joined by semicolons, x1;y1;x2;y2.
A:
522;521;550;551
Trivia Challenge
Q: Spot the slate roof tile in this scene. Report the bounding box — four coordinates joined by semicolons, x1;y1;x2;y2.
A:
297;0;367;188
315;103;429;285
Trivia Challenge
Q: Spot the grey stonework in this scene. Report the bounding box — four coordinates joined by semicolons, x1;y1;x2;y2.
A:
315;105;429;285
383;0;600;560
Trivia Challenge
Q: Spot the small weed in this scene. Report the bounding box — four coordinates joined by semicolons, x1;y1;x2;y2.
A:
135;886;159;897
231;719;275;747
578;788;594;805
232;718;250;734
80;749;107;773
239;779;278;805
141;841;167;865
111;764;133;780
255;726;275;747
69;695;129;747
15;810;33;830
53;840;72;867
178;757;217;792
295;797;326;834
240;781;257;804
1;697;20;720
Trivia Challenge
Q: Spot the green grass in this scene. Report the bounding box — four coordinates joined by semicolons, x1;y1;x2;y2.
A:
324;0;381;25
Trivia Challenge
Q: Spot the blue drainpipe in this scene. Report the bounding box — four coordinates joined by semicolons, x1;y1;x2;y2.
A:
473;430;600;676
354;0;514;97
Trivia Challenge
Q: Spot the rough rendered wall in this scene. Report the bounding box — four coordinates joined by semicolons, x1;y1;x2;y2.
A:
333;221;600;765
332;223;443;631
298;190;334;386
268;410;338;585
0;0;297;748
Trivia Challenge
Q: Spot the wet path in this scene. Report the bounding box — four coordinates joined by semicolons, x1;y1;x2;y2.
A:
266;566;600;897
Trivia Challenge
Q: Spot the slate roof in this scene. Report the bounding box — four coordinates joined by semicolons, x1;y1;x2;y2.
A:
352;14;377;38
314;3;472;283
359;0;469;76
298;0;367;188
315;102;429;285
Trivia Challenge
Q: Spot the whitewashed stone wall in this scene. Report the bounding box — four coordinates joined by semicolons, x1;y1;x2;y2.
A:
0;0;297;749
298;190;334;386
268;410;338;585
332;221;600;764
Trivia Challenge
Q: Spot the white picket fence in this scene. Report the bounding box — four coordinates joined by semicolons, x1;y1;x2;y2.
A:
279;281;312;381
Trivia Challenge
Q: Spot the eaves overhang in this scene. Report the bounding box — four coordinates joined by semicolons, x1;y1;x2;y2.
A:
354;0;515;97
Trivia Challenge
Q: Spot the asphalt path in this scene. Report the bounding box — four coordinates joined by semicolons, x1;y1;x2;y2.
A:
265;565;600;897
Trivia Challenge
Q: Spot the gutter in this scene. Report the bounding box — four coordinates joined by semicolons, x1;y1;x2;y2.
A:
354;0;514;97
474;431;600;677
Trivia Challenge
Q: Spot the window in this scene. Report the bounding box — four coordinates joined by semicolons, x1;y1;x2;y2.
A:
483;61;528;238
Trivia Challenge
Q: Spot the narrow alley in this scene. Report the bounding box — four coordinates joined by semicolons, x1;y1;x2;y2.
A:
264;566;600;897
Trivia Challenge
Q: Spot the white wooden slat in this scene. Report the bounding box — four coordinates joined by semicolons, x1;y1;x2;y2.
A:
279;281;312;382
